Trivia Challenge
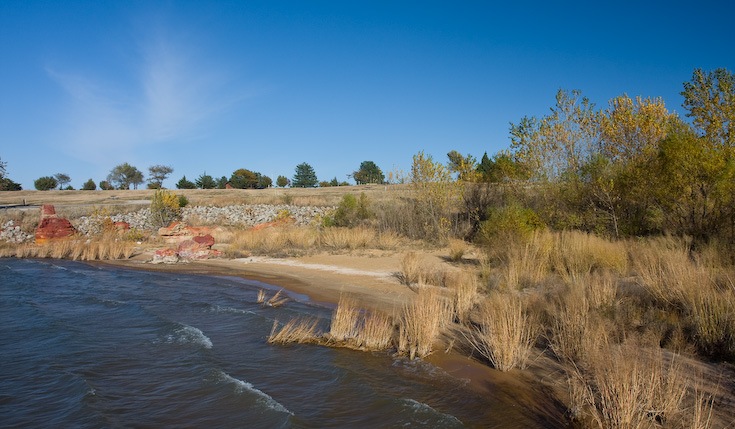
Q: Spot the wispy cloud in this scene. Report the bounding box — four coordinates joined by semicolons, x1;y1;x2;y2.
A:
48;29;243;164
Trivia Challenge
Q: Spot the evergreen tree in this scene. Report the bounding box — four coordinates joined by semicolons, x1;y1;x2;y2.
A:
292;162;318;187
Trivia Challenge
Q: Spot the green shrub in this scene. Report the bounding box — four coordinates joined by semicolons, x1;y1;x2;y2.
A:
34;176;57;191
479;203;544;243
329;193;373;227
177;194;189;208
82;178;97;190
150;189;181;227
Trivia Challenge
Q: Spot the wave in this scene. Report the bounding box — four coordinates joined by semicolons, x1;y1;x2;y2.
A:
217;371;293;415
207;304;256;316
399;398;463;426
157;323;213;349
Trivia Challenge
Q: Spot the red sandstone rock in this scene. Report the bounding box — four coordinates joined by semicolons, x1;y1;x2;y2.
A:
192;234;215;248
35;205;76;244
114;222;130;231
177;239;212;260
251;222;278;231
158;222;212;243
152;248;179;264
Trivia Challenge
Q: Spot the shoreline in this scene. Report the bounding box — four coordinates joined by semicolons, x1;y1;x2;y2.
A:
95;254;572;426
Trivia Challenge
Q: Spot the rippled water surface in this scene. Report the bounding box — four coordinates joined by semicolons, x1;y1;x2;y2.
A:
0;258;551;427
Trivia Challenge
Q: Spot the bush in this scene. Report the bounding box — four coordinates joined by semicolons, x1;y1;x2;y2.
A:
479;203;544;244
82;179;97;190
150;189;181;227
327;193;373;227
34;176;58;191
99;180;114;190
178;194;189;208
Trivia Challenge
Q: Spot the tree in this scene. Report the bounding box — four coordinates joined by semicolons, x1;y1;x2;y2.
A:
0;178;21;191
176;175;197;189
34;176;58;191
54;173;71;190
681;68;735;152
446;151;477;181
148;165;173;189
82;179;97;190
0;157;22;190
216;176;228;189
195;173;217;189
107;163;144;189
99;180;114;190
352;161;385;184
230;168;258;189
597;94;675;164
654;124;734;240
276;175;290;187
330;177;339;187
256;174;272;189
510;89;597;180
476;152;530;182
292;162;317;188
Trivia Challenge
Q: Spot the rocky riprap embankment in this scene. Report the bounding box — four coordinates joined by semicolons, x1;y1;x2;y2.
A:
73;204;335;235
0;221;34;243
182;204;333;227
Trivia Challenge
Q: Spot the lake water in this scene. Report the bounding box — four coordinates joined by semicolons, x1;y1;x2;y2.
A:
0;258;559;427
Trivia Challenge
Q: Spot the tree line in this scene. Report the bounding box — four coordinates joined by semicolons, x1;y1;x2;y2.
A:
9;159;389;191
444;68;734;244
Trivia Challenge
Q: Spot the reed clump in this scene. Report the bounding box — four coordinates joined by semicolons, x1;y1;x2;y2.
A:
257;289;289;307
397;286;453;359
443;269;478;322
326;295;394;350
399;252;422;286
465;292;539;371
267;294;394;352
568;342;695;428
267;318;321;344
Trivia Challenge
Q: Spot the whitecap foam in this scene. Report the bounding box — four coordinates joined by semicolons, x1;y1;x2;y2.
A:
400;398;463;426
218;371;293;415
159;324;213;349
208;305;256;316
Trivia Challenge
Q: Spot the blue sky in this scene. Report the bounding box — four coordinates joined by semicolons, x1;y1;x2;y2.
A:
1;1;733;189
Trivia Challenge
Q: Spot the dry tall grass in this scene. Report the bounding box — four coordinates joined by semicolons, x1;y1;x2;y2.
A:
0;236;135;261
328;295;393;350
329;295;361;341
443;270;478;322
320;227;373;250
397;286;453;359
551;231;628;283
631;238;735;359
496;230;553;290
568;343;694;428
448;239;466;262
257;289;289;307
267;318;321;344
399;252;422;286
465;293;539;371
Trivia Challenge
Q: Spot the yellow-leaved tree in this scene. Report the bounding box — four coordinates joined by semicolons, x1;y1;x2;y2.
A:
410;151;462;242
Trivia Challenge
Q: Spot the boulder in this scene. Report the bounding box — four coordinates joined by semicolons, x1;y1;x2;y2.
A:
152;248;179;264
177;239;212;260
158;221;212;244
35;205;76;244
192;234;215;247
152;233;221;263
